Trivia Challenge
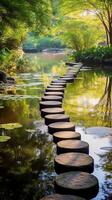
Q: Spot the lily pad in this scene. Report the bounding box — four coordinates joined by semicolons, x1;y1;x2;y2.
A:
0;123;22;130
0;136;11;142
86;127;112;137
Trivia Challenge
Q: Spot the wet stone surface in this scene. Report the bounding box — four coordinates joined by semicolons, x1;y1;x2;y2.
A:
48;122;75;134
55;152;94;174
57;140;89;154
53;131;81;143
55;171;99;199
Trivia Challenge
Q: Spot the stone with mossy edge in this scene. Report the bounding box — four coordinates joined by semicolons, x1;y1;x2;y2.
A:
53;131;81;143
40;194;85;200
54;171;99;199
57;140;89;154
54;152;94;174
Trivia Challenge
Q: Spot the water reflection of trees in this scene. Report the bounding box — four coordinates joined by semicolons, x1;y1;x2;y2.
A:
95;77;112;127
0;126;54;200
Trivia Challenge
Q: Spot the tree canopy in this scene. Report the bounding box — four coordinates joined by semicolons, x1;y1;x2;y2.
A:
60;0;112;45
0;0;52;49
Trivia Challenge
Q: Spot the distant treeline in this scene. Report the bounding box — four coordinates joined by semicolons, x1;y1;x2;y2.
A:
23;33;66;52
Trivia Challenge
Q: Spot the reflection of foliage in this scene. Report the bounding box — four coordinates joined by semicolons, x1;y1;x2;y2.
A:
95;77;112;127
64;70;111;127
99;151;112;200
0;126;54;199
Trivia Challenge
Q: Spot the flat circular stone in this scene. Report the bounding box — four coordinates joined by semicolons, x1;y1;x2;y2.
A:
60;75;74;78
47;85;64;88
44;92;64;97
67;73;77;77
45;114;70;125
57;140;89;154
40;101;62;110
48;122;75;134
40;194;85;200
54;171;99;199
60;77;74;83
55;152;94;174
41;108;65;118
42;96;63;102
46;88;65;93
52;79;66;83
53;131;81;143
51;83;66;87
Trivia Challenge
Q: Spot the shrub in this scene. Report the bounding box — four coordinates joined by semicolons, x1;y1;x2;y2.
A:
73;46;112;64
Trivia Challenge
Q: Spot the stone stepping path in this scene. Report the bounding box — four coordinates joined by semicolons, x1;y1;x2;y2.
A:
41;108;65;118
40;194;85;200
48;122;75;134
40;101;62;110
39;63;99;199
44;92;64;97
53;131;81;143
45;114;70;125
42;95;63;102
54;152;94;174
46;88;65;93
54;171;99;199
57;140;89;154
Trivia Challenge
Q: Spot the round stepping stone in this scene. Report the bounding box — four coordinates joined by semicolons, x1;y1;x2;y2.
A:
42;96;63;102
51;83;66;87
41;108;65;118
46;88;65;93
67;73;77;78
47;85;64;88
48;122;75;134
55;152;94;174
54;171;99;199
40;101;62;110
40;194;85;200
60;77;74;83
60;75;74;78
45;114;70;125
53;131;81;144
52;79;66;83
44;92;64;97
57;140;89;154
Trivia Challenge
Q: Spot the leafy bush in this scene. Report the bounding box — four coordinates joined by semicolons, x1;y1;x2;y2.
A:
73;46;112;64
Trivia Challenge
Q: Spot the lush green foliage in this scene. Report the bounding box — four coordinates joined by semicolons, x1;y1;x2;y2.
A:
55;18;103;50
0;0;52;50
60;0;112;45
23;34;66;51
74;46;112;64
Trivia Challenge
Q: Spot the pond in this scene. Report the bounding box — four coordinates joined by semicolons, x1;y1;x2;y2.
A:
0;52;112;200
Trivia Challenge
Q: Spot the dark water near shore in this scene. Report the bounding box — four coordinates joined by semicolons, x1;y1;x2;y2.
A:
0;52;112;200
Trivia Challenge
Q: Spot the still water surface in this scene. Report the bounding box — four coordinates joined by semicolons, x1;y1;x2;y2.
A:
0;52;112;200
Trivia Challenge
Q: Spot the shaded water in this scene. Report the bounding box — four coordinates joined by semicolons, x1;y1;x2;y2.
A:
0;52;112;200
